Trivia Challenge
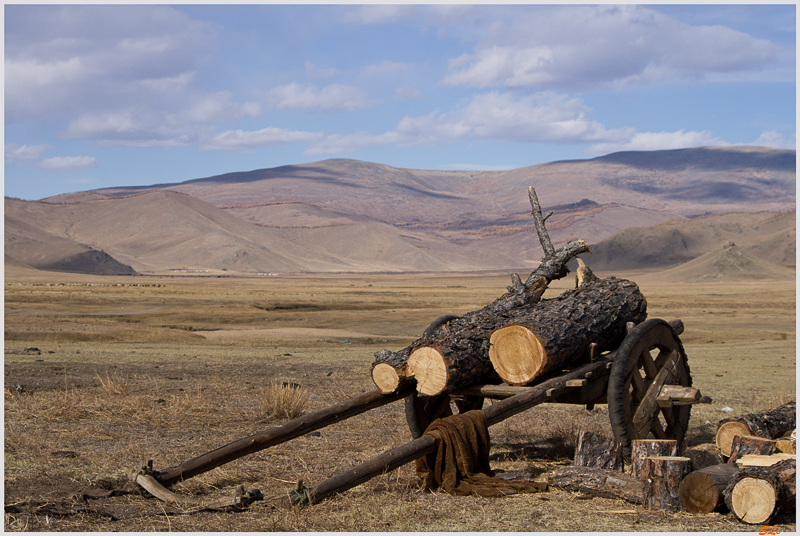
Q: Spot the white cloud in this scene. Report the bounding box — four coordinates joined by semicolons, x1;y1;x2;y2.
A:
182;92;261;123
394;86;424;101
363;60;413;77
201;127;324;151
588;130;725;155
5;143;51;163
264;83;374;112
39;155;98;171
342;5;418;24
63;109;206;148
751;130;796;150
442;5;782;90
5;5;214;123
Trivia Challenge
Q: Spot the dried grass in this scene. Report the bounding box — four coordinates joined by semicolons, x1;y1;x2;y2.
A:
256;381;309;421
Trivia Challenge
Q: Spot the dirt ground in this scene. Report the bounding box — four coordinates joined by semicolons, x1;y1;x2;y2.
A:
4;268;796;532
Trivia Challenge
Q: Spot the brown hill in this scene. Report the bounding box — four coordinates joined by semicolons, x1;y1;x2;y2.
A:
587;210;795;271
14;146;795;275
652;242;795;282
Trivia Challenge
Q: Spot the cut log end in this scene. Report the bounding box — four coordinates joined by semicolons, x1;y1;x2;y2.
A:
371;363;403;394
488;325;546;385
408;346;449;396
716;421;753;457
729;477;778;524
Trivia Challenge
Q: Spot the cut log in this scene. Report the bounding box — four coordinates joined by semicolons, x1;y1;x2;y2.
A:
771;458;796;511
735;453;796;468
642;456;692;512
727;434;776;465
682;443;726;471
724;463;792;524
547;466;644;504
775;429;796;454
485;277;647;388
574;430;624;471
678;463;739;514
409;276;646;395
716;400;796;456
371;348;412;394
371;187;591;394
631;439;678;480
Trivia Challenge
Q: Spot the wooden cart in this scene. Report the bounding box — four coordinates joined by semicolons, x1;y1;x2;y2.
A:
131;315;701;508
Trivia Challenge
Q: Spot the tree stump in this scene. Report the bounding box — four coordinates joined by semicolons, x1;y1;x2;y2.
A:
642;456;692;512
682;443;725;471
678;463;739;514
574;430;624;471
486;277;647;387
727;434;777;465
547;466;644;504
724;465;789;524
716;400;796;456
631;439;678;479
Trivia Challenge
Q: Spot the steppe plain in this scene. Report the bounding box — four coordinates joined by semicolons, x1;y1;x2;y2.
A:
4;265;796;532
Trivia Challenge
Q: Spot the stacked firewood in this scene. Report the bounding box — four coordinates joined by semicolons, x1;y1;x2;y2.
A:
546;401;796;525
371;187;647;397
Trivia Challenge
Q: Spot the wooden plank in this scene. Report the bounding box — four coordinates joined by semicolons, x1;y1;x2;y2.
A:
657;385;701;407
736;453;796;468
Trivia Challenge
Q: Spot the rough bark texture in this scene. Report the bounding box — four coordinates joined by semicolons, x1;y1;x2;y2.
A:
487;277;647;386
682;443;726;471
370;187;591;394
678;463;739;514
547;466;644;504
631;439;678;480
727;434;777;465
642;456;693;512
716;400;796;456
574;430;624;471
724;465;788;524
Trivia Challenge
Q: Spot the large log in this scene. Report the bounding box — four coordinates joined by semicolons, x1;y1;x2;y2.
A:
486;277;647;387
642;456;693;512
547;466;644;504
716;400;796;456
682;443;726;471
371;187;591;394
678;463;739;514
724;459;796;524
410;276;646;395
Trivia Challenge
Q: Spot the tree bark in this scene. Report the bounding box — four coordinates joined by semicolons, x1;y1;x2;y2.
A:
574;430;624;471
682;443;726;471
727;434;777;465
486;277;647;387
370;187;591;394
724;460;795;524
716;400;796;456
642;456;693;512
678;463;739;514
631;439;678;480
547;466;644;504
409;276;646;395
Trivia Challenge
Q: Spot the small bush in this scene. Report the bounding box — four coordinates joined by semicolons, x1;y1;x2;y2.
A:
257;381;309;420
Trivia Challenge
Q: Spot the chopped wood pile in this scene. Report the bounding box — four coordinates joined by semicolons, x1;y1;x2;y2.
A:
546;402;796;525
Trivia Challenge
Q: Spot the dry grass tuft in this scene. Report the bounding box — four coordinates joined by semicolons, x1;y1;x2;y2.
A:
256;381;309;421
96;371;130;396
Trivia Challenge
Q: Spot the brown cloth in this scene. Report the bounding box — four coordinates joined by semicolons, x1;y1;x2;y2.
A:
415;409;547;497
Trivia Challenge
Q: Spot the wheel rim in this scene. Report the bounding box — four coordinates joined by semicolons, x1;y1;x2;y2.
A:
608;318;692;457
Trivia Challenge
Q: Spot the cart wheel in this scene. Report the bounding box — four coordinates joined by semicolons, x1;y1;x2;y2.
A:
607;318;692;458
405;393;485;439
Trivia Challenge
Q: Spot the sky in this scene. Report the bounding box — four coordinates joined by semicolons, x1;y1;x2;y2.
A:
4;3;796;201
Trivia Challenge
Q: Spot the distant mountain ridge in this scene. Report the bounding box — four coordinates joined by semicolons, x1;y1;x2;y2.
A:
8;146;795;277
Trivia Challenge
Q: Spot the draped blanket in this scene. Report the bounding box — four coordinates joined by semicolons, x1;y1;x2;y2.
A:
415;410;547;497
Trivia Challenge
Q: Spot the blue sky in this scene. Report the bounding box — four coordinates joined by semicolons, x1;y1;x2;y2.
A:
4;4;796;201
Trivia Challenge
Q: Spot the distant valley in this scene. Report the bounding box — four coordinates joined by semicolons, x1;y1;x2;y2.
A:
5;146;795;280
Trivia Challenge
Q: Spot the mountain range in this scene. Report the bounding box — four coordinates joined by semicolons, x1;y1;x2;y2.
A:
5;145;795;278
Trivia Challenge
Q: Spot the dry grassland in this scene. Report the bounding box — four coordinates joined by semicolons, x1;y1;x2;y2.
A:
4;269;796;532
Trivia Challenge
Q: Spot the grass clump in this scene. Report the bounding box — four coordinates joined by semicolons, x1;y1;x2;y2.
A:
257;381;309;421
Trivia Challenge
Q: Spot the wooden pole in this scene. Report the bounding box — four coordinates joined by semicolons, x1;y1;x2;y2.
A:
154;385;413;488
297;356;613;505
